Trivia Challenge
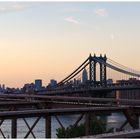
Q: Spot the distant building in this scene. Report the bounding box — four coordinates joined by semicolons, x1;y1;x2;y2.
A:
117;78;140;100
2;84;5;90
82;69;88;83
0;84;6;93
107;79;113;85
23;83;35;93
50;79;57;87
74;78;81;86
5;87;21;94
35;79;42;91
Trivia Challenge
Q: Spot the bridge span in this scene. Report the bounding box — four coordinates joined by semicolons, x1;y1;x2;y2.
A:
38;83;140;96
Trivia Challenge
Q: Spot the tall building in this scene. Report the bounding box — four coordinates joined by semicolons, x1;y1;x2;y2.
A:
50;79;57;87
0;84;6;93
35;79;42;90
2;84;5;90
82;68;88;83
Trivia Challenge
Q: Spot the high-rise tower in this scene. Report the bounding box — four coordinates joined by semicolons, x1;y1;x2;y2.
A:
35;79;42;90
82;68;88;83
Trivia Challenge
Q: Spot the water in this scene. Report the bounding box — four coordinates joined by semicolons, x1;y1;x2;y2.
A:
0;113;135;138
107;113;132;131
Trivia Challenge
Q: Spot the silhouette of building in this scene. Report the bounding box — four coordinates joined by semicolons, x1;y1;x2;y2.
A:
50;79;57;87
117;78;140;100
2;84;5;90
82;68;88;83
107;79;113;85
74;78;81;86
35;79;42;91
0;84;6;93
23;83;35;93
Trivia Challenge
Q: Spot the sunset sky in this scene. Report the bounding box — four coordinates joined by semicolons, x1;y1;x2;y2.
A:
0;2;140;88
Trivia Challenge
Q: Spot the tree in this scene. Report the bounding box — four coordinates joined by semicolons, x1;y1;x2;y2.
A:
56;117;113;138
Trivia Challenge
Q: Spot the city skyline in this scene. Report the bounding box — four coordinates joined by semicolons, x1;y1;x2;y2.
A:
0;2;140;88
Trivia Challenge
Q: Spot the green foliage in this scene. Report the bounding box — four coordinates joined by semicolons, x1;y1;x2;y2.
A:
91;118;106;135
56;117;114;138
56;124;85;138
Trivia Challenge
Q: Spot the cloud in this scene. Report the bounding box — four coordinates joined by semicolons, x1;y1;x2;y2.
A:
0;3;31;14
64;16;80;25
94;8;108;17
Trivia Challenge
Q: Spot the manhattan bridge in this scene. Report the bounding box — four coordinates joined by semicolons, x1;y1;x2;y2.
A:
42;54;140;97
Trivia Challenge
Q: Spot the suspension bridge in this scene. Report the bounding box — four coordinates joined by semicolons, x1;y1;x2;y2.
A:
1;54;140;138
38;54;140;97
58;54;140;85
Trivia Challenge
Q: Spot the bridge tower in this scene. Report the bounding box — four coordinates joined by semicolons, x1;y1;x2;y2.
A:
89;54;97;83
89;54;107;86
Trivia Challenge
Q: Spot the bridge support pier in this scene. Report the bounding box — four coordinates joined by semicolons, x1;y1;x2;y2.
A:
11;118;17;138
85;113;92;136
123;109;139;129
45;115;51;138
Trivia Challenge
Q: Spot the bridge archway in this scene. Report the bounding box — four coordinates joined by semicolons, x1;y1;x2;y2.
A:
89;54;107;86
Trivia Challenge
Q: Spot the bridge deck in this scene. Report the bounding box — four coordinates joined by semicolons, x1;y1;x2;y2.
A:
0;94;140;105
0;93;140;138
39;84;140;95
0;106;128;119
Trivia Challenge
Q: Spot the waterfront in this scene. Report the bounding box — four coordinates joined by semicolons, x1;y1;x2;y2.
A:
0;113;133;138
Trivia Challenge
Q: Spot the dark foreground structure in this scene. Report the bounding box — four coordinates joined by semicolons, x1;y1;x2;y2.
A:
0;94;140;138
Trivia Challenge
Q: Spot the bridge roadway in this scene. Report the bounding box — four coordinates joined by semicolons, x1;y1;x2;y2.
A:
0;93;123;111
38;83;140;95
1;93;140;106
0;106;128;119
1;93;140;116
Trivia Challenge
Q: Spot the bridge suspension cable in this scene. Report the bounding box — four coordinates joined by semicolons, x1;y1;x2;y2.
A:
57;57;89;86
107;58;140;75
73;66;89;81
93;57;140;78
61;61;89;85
